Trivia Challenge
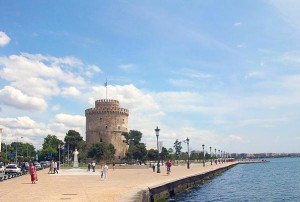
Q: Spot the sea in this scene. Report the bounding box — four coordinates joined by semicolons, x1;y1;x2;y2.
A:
172;157;300;202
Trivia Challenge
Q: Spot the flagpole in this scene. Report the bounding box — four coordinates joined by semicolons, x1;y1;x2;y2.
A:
105;78;108;100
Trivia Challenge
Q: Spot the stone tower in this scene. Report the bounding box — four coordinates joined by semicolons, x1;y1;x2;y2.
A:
85;99;129;160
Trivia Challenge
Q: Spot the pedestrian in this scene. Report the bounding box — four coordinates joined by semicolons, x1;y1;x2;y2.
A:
152;162;155;172
112;162;115;171
92;161;96;172
101;162;108;180
53;160;58;174
165;160;172;175
29;162;37;184
21;162;26;175
87;163;91;171
49;160;54;174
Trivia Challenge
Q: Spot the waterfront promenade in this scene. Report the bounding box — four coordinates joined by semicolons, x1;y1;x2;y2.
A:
0;162;236;202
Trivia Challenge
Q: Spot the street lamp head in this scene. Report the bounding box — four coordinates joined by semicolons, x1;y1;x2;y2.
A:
155;126;160;137
209;146;211;150
202;144;205;149
186;137;189;143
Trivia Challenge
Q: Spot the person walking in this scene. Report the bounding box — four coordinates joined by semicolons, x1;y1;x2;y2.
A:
100;162;108;180
53;160;58;174
29;162;37;184
92;161;96;172
49;160;54;174
151;162;155;172
165;160;172;175
87;163;91;171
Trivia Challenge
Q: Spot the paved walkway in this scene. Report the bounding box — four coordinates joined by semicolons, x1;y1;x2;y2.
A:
0;162;236;202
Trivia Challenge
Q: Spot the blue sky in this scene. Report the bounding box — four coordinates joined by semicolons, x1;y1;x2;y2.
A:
1;0;300;153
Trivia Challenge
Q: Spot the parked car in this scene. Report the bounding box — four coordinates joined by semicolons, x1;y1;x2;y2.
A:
4;164;21;174
40;161;47;168
34;162;42;170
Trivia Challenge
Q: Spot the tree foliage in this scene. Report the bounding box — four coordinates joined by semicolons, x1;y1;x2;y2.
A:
41;134;64;160
87;142;115;162
123;130;147;162
122;130;142;145
173;139;182;160
64;130;85;152
126;143;147;162
147;149;158;161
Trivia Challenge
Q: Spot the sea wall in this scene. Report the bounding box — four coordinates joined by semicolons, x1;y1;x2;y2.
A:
131;164;237;202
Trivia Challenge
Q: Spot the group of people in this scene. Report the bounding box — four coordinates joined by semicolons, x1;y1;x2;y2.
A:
87;161;96;172
87;161;109;180
151;160;172;175
48;160;59;174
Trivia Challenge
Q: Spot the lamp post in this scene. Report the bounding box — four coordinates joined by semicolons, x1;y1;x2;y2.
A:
202;144;205;167
214;148;217;164
210;146;212;165
5;139;8;160
186;137;190;169
155;126;160;173
58;145;62;164
58;144;64;169
218;150;220;164
221;150;223;163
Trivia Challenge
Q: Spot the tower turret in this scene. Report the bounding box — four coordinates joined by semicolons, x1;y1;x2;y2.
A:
85;99;129;160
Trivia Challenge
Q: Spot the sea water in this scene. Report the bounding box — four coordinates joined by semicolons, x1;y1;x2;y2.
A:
173;158;300;202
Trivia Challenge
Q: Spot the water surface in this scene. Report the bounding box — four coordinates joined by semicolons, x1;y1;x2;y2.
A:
174;158;300;202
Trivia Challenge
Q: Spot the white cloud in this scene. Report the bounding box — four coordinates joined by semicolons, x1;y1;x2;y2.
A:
245;71;264;79
0;116;46;129
51;113;86;139
237;43;246;48
0;86;47;111
53;113;85;128
234;22;242;27
61;86;81;97
11;77;60;98
119;64;136;72
0;117;50;145
51;104;60;111
88;65;102;73
0;54;86;88
0;31;10;47
179;68;212;79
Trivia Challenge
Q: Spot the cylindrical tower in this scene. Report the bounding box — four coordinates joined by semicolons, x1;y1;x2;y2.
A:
85;99;129;160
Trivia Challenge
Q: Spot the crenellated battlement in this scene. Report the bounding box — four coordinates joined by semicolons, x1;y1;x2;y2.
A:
95;99;119;108
85;107;129;116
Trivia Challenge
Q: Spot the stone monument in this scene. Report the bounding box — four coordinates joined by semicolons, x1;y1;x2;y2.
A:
73;149;79;168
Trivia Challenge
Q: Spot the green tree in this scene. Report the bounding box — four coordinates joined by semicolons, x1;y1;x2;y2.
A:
122;130;142;145
127;143;147;162
160;147;169;162
41;134;64;160
87;142;115;162
147;149;158;161
64;130;84;152
173;139;182;160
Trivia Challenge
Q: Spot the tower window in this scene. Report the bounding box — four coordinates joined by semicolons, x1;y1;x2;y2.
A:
100;138;102;142
100;117;102;120
118;126;120;130
106;125;108;129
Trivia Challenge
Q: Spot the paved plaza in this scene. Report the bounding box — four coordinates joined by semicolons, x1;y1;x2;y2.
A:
0;162;236;202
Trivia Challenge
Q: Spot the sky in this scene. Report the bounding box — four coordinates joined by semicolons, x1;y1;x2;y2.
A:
1;0;300;154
